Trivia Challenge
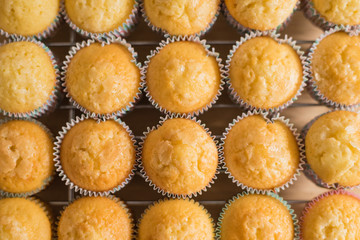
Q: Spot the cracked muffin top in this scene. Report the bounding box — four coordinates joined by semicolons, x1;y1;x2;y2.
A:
229;36;303;109
138;199;214;239
0;120;53;194
58;197;132;240
301;192;360;240
146;41;221;114
142;118;218;195
312;0;360;26
305;110;360;186
0;198;52;240
65;42;140;115
65;0;135;33
224;0;298;31
220;194;294;240
144;0;219;35
60;119;135;192
311;32;360;106
223;114;300;190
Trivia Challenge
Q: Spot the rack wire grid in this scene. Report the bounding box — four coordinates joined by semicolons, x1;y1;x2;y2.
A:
2;9;358;229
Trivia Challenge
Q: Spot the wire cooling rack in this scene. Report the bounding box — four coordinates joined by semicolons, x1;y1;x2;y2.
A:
3;10;355;228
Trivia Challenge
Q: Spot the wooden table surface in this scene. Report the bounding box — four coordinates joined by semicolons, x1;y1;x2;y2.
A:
2;8;358;229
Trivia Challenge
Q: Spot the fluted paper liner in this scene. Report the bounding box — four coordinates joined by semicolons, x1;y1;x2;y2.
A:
299;189;360;240
141;35;225;116
306;26;360;109
0;118;55;197
53;114;137;197
301;109;360;189
225;30;308;112
56;195;134;239
140;0;220;37
222;1;299;32
216;191;300;240
62;0;139;39
0;37;60;118
137;114;220;198
61;37;142;119
220;109;305;194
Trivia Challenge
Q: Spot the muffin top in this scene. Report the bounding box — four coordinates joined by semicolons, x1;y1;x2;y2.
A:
302;192;360;239
0;120;54;193
60;119;135;192
58;197;132;240
0;41;56;114
311;32;360;105
220;194;294;240
229;36;303;109
65;0;135;33
65;42;140;115
224;115;299;190
142;118;218;195
305;110;360;186
138;199;214;239
146;41;221;114
312;0;360;26
0;198;51;240
144;0;219;35
0;0;59;36
224;0;298;31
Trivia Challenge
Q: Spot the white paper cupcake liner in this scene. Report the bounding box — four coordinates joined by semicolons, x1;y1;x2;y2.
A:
299;189;360;240
301;109;360;189
216;190;300;240
0;37;60;118
140;0;220;37
137;114;220;199
225;30;308;112
0;3;61;40
56;195;134;239
136;198;215;238
62;0;139;39
220;109;305;194
302;0;360;31
141;35;225;116
306;26;360;109
0;118;55;198
222;1;299;32
61;37;142;119
53;114;137;197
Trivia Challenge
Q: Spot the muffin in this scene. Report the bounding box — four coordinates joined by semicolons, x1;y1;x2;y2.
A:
228;35;304;110
0;197;52;240
141;117;218;196
309;0;360;26
0;40;58;118
305;110;360;187
64;0;137;37
143;0;219;36
0;0;60;38
0;120;54;196
58;118;135;193
309;31;360;107
58;196;132;240
138;198;214;239
64;40;141;117
145;39;222;115
222;114;300;191
224;0;298;31
218;193;295;240
301;190;360;239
